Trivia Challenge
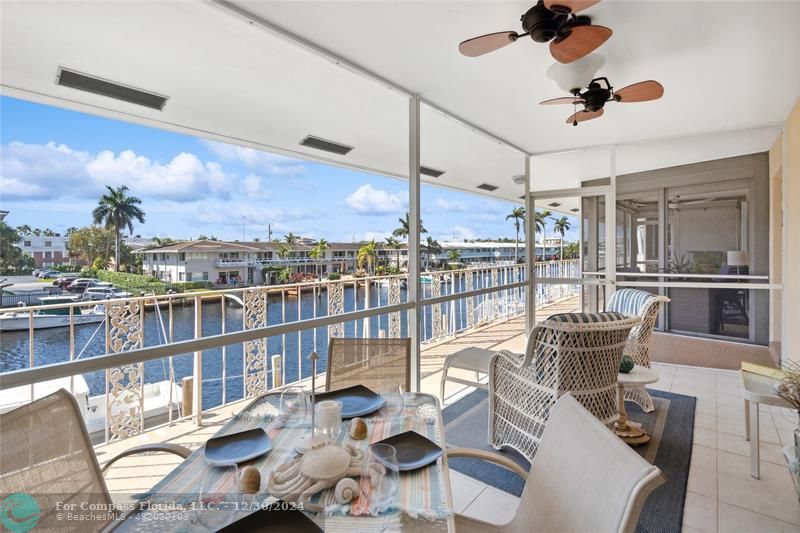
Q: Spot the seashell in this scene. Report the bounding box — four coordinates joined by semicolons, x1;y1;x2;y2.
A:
334;477;359;504
238;465;261;494
349;417;368;440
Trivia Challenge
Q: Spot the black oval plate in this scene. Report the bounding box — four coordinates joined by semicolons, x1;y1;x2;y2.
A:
371;430;444;471
204;428;271;466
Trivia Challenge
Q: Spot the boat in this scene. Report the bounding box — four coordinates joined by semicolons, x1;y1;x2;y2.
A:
0;375;182;438
0;295;105;331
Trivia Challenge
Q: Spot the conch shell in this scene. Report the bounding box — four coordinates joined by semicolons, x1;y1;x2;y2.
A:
238;465;261;494
334;477;359;504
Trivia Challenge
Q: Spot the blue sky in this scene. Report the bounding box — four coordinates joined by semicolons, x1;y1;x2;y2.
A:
0;96;578;243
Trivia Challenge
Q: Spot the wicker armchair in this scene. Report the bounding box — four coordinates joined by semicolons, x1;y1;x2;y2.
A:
607;289;670;412
0;389;191;532
450;394;665;533
489;312;641;462
326;337;411;392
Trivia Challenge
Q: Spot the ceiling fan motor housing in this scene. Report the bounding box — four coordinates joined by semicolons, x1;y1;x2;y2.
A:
582;83;611;112
521;3;567;43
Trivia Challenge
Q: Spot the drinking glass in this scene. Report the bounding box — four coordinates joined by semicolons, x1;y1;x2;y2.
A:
279;387;308;426
192;465;239;529
380;382;404;417
361;443;400;515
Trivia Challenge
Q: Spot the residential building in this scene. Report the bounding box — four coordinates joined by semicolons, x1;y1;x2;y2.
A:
17;234;70;268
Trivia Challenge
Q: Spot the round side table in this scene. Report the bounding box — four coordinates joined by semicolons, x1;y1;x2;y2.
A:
615;365;659;446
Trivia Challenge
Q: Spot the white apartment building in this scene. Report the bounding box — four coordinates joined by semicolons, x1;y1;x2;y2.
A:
17;235;70;268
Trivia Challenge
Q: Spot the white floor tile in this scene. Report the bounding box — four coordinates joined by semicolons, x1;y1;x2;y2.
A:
718;502;800;533
448;471;487;513
461;486;519;525
718;473;800;526
688;464;717;499
683;491;718;532
716;432;787;465
716;449;796;490
692;444;718;470
694;427;717;449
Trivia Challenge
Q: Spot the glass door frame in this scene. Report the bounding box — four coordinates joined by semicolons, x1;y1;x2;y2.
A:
528;184;616;318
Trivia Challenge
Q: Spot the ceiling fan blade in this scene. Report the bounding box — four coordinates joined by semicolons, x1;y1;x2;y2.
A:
544;0;602;14
566;108;604;124
459;31;519;57
550;25;612;63
614;80;664;102
539;97;583;105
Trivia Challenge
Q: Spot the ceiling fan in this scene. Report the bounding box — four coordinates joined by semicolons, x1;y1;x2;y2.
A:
539;77;664;126
459;0;611;63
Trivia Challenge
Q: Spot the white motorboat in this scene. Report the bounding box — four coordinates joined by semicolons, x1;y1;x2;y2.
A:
0;295;105;332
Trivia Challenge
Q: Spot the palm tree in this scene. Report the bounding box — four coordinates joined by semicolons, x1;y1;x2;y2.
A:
357;240;377;274
277;244;291;260
92;185;145;271
424;236;442;269
392;212;427;240
309;239;329;277
16;224;32;236
384;236;403;271
534;209;551;260
506;207;525;264
447;248;461;268
551;216;571;260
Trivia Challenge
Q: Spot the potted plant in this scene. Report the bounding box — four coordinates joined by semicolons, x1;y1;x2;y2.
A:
775;362;800;498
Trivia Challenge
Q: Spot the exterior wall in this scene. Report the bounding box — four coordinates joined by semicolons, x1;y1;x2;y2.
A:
781;99;800;367
17;235;70;268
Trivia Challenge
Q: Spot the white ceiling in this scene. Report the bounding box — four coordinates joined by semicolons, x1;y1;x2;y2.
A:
2;1;798;204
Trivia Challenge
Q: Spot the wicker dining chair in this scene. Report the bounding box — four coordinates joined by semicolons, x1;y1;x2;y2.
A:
450;394;665;533
607;288;671;412
489;312;641;462
0;389;191;532
326;337;411;392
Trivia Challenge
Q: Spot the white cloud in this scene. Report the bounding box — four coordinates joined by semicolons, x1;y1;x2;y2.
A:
194;203;311;228
1;141;236;201
345;184;405;215
435;198;467;212
200;140;305;175
354;231;392;242
442;225;477;241
242;174;272;199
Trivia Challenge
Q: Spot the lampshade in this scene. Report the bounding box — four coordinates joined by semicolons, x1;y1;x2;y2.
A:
546;54;605;93
727;250;749;266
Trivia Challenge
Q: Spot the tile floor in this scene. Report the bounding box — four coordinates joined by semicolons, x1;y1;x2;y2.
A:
445;363;800;532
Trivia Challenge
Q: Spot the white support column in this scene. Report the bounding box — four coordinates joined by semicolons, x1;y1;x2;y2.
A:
193;294;203;427
408;94;422;392
605;145;617;307
524;155;535;336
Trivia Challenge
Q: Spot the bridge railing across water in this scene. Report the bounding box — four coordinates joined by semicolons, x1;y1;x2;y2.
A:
0;260;580;443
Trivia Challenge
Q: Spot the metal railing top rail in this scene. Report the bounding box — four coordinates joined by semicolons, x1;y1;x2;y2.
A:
4;262;538;313
0;300;415;391
582;271;770;280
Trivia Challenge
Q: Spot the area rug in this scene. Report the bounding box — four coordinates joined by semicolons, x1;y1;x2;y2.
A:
442;388;695;533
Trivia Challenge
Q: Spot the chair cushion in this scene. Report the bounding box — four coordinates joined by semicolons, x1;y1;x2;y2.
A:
545;311;629;324
606;288;656;316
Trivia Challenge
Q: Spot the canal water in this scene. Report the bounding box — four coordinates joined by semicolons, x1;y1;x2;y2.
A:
0;276;523;409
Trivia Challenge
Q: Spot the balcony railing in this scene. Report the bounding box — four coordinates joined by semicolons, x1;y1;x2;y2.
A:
0;260;580;444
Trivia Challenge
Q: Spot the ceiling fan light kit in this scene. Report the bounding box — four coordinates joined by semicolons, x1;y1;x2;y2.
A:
459;0;664;126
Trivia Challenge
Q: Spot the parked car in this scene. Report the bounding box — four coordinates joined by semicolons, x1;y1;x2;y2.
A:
67;278;99;293
53;276;78;289
37;270;61;279
32;269;43;277
82;287;132;301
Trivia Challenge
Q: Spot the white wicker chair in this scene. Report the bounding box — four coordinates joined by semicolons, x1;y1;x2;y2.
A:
0;389;191;532
450;393;665;533
607;288;671;412
489;312;641;462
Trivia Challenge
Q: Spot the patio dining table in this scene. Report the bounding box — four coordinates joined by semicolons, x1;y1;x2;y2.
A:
107;391;455;532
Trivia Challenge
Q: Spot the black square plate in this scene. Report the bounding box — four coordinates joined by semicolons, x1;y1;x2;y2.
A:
218;501;322;532
371;430;444;471
314;384;385;418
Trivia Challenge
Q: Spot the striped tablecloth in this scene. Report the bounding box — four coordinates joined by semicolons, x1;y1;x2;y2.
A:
110;393;453;532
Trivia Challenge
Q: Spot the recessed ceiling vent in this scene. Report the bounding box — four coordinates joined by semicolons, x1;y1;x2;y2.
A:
420;166;445;178
570;208;579;212
300;135;353;155
477;183;498;192
57;68;168;110
548;202;562;207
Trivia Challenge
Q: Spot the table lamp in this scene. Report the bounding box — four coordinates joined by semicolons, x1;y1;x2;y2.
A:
727;250;748;275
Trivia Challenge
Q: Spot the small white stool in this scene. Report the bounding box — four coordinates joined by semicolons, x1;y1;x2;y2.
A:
440;347;495;402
